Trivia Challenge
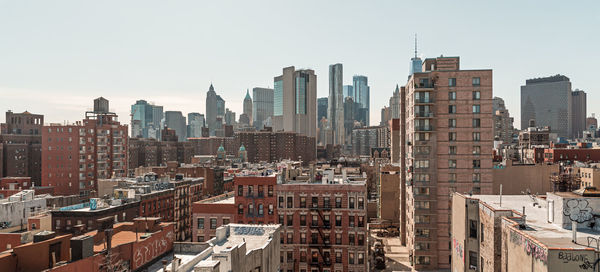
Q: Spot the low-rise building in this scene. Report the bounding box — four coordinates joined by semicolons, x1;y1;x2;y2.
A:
192;192;235;242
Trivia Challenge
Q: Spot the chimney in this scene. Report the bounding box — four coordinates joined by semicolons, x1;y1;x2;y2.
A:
572;221;578;243
519;206;527;229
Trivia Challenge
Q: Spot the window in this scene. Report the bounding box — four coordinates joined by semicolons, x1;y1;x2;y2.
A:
449;146;457;155
358;216;364;227
324;197;331;208
268;185;273;197
312;215;318;227
258;204;264;215
449;173;457;183
473;118;481;128
449;118;456;128
279;196;284;208
473;105;481;113
349;253;355;264
312;232;318;244
300;251;307;262
238;204;244;214
210;218;217;229
358;197;364;209
472;77;481;86
358;253;364;264
300;197;306;208
473;132;481;141
414;174;429;182
358;234;364;245
335;197;342;208
469;220;478;238
415;215;430;224
448;160;457;169
287;251;293;262
416;228;430;237
197;218;204;229
336;252;342;263
238;185;243;196
287;233;293;244
415;146;430;155
349;216;355;227
247;185;253;196
279;215;284;224
312;197;319;208
473;160;481;169
349;197;355;209
223;218;230;225
248;203;254;215
258;185;264;197
469;251;478;269
414;160;429;169
448;78;457;87
324;215;330;226
448;105;457;114
416;256;431;265
287;196;293;208
415;187;430;196
301;233;307;244
472;91;481;100
481;222;485;242
473;146;481;155
336;233;342;244
268;204;274;215
287;214;293;226
449;91;457;100
301;215;307;226
473;173;481;183
336;215;342;226
449;132;457;141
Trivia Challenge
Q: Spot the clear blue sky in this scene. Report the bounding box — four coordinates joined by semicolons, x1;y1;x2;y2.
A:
0;0;597;126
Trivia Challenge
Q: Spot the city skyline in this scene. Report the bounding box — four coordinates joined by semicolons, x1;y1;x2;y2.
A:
0;1;597;126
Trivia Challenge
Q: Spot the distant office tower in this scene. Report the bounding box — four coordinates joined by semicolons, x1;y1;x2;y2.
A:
404;56;492;270
224;109;236;126
352;126;389;156
493;97;515;144
410;36;423;75
317;97;328;122
353;75;370;126
380;106;391;126
165;111;187;141
273;66;317;138
131;100;163;139
42;98;127;196
343;85;354;99
328;63;344;146
390;85;401;119
243;89;253;126
252;87;274;130
216;96;225;117
587;115;598;131
571;89;587;138
187;112;205;138
344;97;356;148
521;75;572;138
206;84;218;136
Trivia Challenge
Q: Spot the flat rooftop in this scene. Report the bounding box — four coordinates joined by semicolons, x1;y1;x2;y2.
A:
474;194;600;250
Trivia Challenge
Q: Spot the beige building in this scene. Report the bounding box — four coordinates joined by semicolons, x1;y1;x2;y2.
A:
404;56;493;270
273;66;317;138
378;164;400;224
576;166;600;188
452;191;600;272
492;160;558;195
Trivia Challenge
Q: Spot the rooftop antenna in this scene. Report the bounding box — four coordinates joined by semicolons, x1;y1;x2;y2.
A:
414;33;418;58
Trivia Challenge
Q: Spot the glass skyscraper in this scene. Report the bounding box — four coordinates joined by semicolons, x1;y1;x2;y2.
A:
353;75;370;126
274;80;283;116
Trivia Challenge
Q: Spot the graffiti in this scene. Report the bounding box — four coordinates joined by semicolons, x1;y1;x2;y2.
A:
133;230;175;269
564;199;593;223
0;222;10;229
558;251;594;270
452;238;464;262
510;229;548;263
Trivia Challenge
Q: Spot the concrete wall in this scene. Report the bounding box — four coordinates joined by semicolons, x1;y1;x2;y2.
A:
547;192;600;231
0;196;45;228
501;224;549;272
493;162;558;195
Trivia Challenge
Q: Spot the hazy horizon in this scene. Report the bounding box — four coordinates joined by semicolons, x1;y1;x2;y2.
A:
1;0;597;127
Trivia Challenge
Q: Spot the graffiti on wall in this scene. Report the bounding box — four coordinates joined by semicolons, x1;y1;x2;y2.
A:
452;238;464;263
564;199;593;223
133;230;174;269
557;251;594;270
510;229;548;264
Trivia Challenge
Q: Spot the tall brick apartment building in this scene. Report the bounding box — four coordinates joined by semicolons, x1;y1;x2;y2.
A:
42;98;128;196
0;111;44;186
403;56;493;270
235;175;278;224
278;179;368;272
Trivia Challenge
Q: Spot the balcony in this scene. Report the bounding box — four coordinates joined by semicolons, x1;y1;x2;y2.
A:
415;82;434;89
414;97;435;104
415;125;434;131
415;112;434;118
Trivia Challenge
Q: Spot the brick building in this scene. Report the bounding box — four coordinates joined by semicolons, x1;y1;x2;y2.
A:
171;176;203;241
277;178;368;272
543;147;600;163
135;162;224;196
128;137;195;174
404;56;493;270
234;175;278;224
0;110;44;186
192;191;235;242
51;199;139;234
237;131;316;164
42;98;128;196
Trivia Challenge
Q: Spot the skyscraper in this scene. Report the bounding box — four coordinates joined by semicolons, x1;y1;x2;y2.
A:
343;85;354;99
273;66;317;138
252;87;274;130
317;97;328;122
493;97;515;144
243;89;253;126
404;56;493;270
390;85;401;119
521;75;572;138
216;96;225;118
130;100;163;139
187;112;205;138
410;35;423;75
206;84;218;136
165;111;186;141
353;75;370;126
571;89;587;138
328;63;344;146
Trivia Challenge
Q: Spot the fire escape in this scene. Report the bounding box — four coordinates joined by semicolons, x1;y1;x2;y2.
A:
309;200;332;271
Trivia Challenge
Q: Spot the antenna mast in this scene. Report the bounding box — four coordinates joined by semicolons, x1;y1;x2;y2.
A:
414;33;418;58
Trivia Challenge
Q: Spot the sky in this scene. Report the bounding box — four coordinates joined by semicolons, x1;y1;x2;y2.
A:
0;0;598;126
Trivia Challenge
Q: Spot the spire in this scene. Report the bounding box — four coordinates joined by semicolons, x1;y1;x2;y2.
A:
245;89;251;100
414;33;418;58
395;84;399;92
209;83;214;92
